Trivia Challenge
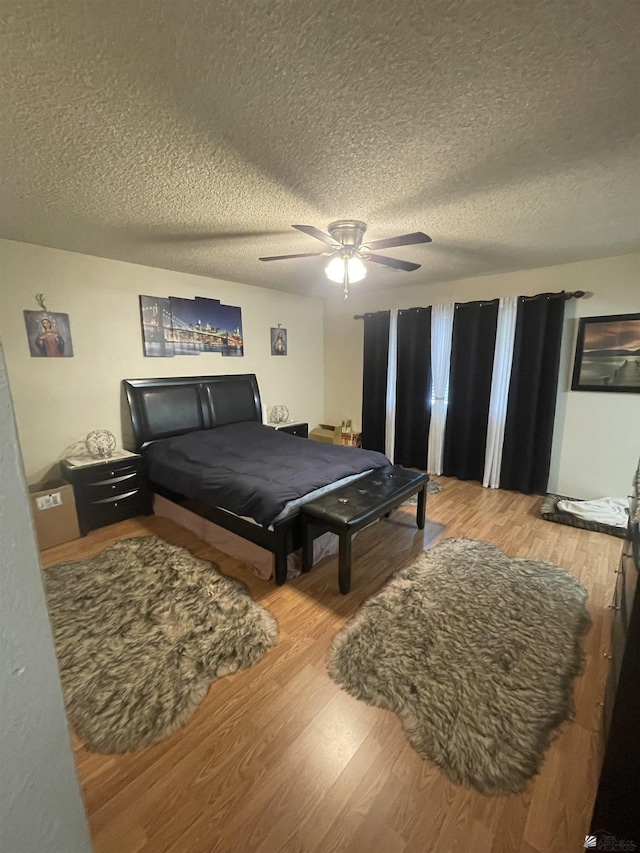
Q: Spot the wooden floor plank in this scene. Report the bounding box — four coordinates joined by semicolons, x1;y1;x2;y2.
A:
38;477;620;853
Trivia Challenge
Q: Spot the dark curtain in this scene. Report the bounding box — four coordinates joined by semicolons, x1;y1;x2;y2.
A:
500;292;566;494
394;307;432;468
361;311;390;453
443;299;499;481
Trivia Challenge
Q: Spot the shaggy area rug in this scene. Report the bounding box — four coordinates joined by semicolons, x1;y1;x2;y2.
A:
402;478;442;504
327;537;590;795
44;536;277;753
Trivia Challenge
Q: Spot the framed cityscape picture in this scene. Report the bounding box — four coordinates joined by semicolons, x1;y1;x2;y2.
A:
571;313;640;393
139;294;244;358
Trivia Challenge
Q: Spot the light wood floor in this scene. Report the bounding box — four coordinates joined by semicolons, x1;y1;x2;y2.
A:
40;478;621;853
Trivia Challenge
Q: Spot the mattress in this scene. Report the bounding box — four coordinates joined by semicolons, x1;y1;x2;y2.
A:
145;421;389;526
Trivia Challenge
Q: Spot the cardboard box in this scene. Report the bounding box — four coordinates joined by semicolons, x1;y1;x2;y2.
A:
309;427;336;444
309;425;363;447
28;479;81;551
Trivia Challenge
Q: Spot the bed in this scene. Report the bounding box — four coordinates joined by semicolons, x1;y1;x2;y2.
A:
123;373;389;584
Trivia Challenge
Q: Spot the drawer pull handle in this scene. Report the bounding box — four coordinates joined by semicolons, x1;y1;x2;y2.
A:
92;489;138;505
603;653;612;660
104;466;136;478
608;605;621;611
91;473;136;487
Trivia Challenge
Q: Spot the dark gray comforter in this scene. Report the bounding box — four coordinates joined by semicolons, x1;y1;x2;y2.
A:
146;422;389;526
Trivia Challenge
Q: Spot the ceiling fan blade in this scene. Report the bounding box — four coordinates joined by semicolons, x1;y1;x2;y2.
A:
292;224;339;246
259;252;324;262
366;232;432;250
368;253;421;272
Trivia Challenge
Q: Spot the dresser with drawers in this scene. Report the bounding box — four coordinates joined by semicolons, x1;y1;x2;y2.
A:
60;454;152;535
590;479;640;844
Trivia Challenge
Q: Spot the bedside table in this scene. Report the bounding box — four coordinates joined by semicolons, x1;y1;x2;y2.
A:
265;421;309;438
60;454;152;535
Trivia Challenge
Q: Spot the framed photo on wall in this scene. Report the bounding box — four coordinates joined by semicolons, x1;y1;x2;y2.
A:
271;326;287;356
23;311;74;357
571;313;640;393
138;294;244;358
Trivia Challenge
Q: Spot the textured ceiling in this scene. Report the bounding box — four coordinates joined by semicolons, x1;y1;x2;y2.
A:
1;0;639;297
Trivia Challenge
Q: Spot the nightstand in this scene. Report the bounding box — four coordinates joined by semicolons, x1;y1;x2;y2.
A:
60;454;152;535
266;421;309;438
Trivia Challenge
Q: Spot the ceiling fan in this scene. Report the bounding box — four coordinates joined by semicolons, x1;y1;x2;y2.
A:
259;220;432;298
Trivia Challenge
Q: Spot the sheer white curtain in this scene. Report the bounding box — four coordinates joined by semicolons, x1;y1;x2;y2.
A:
483;295;518;488
426;303;454;474
385;308;398;461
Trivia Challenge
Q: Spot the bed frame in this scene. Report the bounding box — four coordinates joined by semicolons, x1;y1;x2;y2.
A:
123;374;301;585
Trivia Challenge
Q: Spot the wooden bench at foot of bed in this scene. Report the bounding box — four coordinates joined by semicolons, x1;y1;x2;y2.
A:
300;466;429;594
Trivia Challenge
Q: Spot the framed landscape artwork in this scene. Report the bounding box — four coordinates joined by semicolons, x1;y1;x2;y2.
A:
571;313;640;393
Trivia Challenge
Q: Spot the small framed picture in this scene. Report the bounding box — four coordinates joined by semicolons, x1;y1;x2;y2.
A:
271;326;287;356
23;311;74;357
571;313;640;392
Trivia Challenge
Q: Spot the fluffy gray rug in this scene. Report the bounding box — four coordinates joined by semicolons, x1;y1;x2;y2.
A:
44;536;277;753
402;478;442;503
327;537;590;795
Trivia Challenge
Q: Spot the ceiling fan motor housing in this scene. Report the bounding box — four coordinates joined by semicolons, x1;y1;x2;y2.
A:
327;220;367;249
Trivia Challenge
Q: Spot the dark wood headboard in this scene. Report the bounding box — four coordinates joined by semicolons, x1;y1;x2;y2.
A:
123;374;262;451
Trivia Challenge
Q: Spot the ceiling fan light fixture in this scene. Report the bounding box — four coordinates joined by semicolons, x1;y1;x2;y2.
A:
325;255;367;284
259;221;430;299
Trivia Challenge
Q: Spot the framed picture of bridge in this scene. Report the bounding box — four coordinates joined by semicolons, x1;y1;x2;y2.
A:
571;313;640;393
139;295;244;358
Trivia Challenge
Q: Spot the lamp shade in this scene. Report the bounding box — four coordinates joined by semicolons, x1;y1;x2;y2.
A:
325;255;367;284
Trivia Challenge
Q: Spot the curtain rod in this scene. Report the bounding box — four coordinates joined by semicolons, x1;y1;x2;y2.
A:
352;290;586;319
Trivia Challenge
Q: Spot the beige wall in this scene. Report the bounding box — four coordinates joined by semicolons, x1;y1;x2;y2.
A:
0;345;92;853
324;253;640;499
0;239;324;482
2;238;637;499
